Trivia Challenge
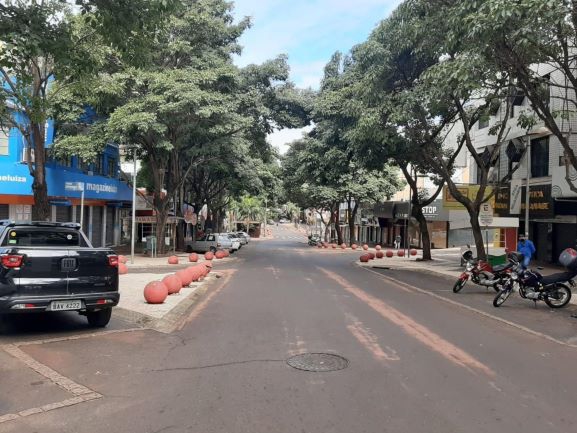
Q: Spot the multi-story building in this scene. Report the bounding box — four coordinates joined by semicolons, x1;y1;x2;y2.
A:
444;63;577;262
0;120;132;247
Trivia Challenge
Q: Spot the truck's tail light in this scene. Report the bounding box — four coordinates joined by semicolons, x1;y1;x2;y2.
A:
1;254;23;268
107;255;119;267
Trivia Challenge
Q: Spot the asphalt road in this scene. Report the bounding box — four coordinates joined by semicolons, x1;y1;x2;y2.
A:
2;225;577;433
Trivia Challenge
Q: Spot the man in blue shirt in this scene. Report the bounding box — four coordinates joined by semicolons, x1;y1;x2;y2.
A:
517;234;536;269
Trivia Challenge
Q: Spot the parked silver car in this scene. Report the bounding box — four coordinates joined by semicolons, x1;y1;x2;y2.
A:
236;231;250;243
229;232;247;246
189;233;240;253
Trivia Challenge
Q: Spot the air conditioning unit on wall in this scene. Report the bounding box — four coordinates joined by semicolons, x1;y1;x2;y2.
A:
21;148;35;163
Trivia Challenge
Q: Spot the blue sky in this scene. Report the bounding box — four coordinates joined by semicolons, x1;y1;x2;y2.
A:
231;0;403;151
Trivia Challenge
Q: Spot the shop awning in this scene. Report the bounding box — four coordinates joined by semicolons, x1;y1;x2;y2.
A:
373;201;395;219
450;217;519;230
394;202;410;220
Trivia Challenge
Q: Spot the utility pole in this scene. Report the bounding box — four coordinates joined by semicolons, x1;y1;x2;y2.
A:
131;149;137;264
525;140;531;238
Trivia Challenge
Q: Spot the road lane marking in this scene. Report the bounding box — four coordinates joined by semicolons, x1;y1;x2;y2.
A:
345;314;399;362
319;267;494;377
361;265;577;349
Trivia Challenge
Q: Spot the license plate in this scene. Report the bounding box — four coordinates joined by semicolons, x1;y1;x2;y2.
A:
50;300;82;311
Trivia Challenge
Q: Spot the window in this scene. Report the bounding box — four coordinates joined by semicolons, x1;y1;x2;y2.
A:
94;155;103;175
0;130;9;156
531;136;549;178
107;157;117;177
478;117;489;129
2;228;87;247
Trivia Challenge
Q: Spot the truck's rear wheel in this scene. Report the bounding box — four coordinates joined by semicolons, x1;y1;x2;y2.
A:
86;309;112;328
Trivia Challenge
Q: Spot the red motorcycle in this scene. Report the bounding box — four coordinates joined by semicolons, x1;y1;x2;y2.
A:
453;248;514;293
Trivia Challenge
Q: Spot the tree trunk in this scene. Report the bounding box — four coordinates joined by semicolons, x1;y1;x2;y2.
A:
30;122;50;221
349;203;359;245
469;210;486;260
335;209;343;245
412;205;432;261
155;205;169;255
325;208;334;242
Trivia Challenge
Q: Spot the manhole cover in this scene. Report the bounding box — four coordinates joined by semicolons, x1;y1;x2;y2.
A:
286;353;348;372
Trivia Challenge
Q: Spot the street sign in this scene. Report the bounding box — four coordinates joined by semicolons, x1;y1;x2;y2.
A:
479;203;494;226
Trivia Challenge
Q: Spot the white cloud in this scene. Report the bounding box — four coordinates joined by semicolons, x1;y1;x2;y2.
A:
268;125;314;155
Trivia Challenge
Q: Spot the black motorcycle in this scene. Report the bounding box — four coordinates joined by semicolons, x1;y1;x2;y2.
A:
493;250;577;308
308;234;321;246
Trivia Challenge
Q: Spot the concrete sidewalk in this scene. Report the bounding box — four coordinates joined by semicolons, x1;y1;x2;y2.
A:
114;255;236;332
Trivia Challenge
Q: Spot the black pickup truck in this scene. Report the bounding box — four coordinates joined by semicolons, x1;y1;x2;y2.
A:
0;221;119;328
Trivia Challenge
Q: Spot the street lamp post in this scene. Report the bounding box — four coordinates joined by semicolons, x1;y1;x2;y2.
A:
131;149;137;264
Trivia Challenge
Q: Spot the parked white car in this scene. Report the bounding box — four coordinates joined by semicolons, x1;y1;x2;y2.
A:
189;233;240;253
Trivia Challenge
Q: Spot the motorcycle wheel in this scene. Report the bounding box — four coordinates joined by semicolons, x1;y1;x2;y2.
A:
453;279;466;293
544;284;571;309
493;289;512;307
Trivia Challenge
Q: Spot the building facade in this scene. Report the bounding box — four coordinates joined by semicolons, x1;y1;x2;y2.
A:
0;122;132;247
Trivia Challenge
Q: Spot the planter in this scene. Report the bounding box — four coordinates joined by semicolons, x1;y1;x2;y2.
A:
143;281;168;304
163;274;183;295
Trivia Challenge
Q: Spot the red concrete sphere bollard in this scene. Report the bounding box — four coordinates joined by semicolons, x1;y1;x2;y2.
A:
317;244;323;249
410;249;418;256
163;274;183;295
187;266;201;282
331;243;337;249
376;251;384;259
118;255;128;264
397;249;405;257
143;281;168;304
176;269;192;286
368;252;375;260
360;254;370;263
375;245;382;251
118;263;128;275
351;244;358;250
362;244;369;250
188;253;199;263
340;243;347;249
204;251;214;261
215;250;225;259
223;249;230;257
386;250;394;258
168;255;179;265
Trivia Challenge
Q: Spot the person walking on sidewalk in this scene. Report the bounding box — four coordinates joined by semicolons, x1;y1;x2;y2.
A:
394;234;402;250
517;234;536;269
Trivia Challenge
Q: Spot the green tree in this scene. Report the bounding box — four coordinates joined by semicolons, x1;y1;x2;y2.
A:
0;0;176;220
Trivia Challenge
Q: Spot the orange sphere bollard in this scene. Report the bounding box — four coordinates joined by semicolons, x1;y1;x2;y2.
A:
360;254;370;263
143;281;168;304
204;251;214;261
410;249;418;256
376;251;384;259
317;244;323;249
340;243;347;249
351;244;358;250
188;253;199;262
168;255;179;265
118;255;128;264
397;250;405;257
375;245;382;251
331;243;337;249
223;249;230;257
118;263;128;275
368;252;375;260
163;274;182;295
362;244;369;250
187;266;201;282
215;250;225;259
176;269;192;286
386;250;394;258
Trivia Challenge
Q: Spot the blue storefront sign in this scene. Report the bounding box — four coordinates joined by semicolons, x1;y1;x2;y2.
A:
0;162;132;202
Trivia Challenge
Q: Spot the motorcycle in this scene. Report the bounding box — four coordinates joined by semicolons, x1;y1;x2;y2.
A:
493;249;577;308
308;234;322;246
453;248;514;293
